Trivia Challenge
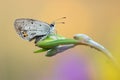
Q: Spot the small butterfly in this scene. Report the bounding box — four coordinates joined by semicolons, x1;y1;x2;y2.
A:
14;17;66;43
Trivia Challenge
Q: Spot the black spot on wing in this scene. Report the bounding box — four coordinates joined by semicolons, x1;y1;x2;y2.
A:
39;24;42;26
31;33;36;35
18;27;22;31
31;21;33;24
22;21;24;24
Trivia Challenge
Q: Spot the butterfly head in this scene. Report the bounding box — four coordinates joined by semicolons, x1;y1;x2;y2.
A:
50;17;66;27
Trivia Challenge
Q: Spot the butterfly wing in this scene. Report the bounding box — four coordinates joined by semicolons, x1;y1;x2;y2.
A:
14;18;51;41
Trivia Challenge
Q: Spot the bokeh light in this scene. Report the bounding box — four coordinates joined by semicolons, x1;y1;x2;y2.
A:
0;0;120;80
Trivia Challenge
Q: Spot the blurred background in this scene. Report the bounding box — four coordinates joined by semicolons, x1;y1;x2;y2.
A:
0;0;120;80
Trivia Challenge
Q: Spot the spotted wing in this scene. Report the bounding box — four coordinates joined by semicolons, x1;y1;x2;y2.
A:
14;18;51;41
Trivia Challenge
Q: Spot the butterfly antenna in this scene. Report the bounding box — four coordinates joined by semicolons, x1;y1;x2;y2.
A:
55;22;65;24
54;17;66;21
50;17;66;27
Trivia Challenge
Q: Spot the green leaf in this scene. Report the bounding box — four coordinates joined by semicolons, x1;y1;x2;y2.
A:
45;47;58;57
34;49;48;53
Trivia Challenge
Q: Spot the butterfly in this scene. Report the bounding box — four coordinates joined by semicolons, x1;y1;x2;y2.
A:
14;17;66;43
